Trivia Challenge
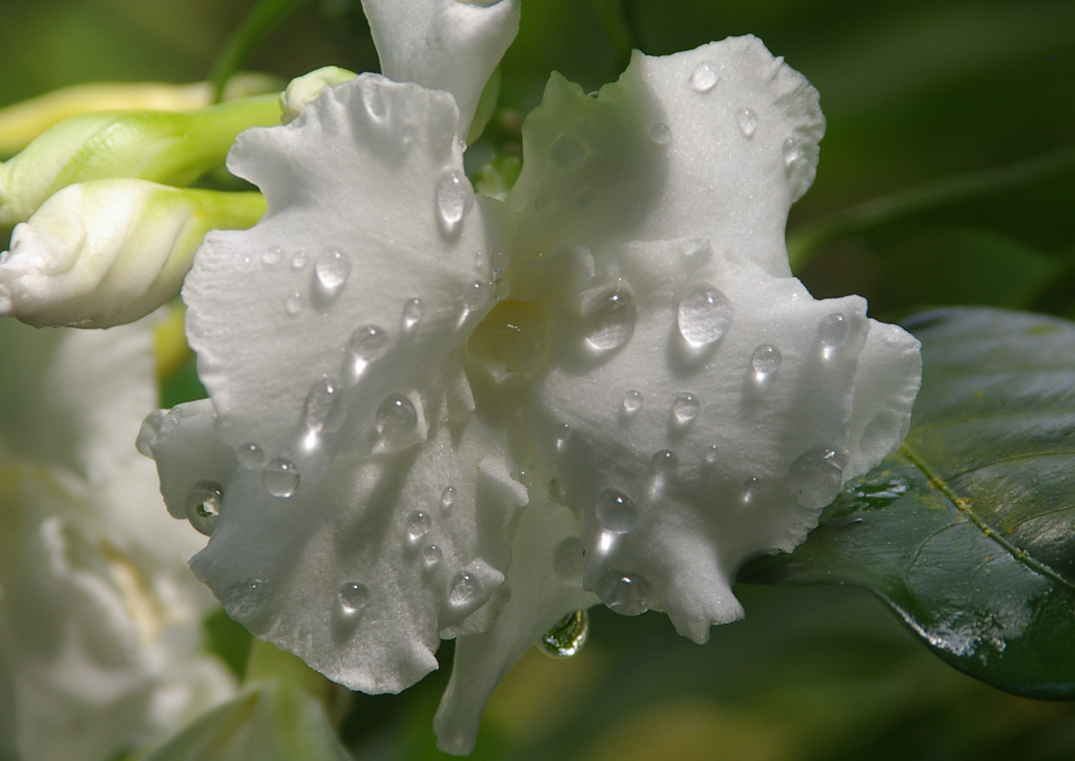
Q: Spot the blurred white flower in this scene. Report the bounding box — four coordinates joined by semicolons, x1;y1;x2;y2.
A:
143;4;920;755
0;316;234;761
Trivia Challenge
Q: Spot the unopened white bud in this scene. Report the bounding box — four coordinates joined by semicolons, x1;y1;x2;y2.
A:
279;67;357;124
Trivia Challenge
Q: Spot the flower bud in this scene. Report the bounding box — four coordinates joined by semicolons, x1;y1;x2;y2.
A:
0;94;279;226
0;179;265;328
279;67;357;124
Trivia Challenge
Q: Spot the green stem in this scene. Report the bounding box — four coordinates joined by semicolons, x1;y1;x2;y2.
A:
589;0;636;72
788;145;1075;273
210;0;312;101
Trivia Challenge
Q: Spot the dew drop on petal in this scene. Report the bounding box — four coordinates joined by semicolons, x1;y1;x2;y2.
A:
314;249;351;300
375;393;418;443
649;122;672;145
783;138;803;170
362;81;386;120
440;486;456;510
689;61;720;92
549;134;587;169
704;444;720;465
788;446;849;509
304;378;342;433
672;393;700;426
285;291;303;316
262;246;282;266
349;324;389;379
677;284;732;347
751;344;782;377
237;442;264;469
463;280;491;312
449;571;479;607
555;423;571;451
435;169;475;234
737;107;758;137
596;488;639;534
539;610;589;658
553;536;586;579
515;469;533;488
402;298;423;334
652;449;679;473
622;389;644;418
224;579;267;623
742;476;760;505
338;582;370;618
291;251;309;270
583;287;637;352
422;544;442;571
819;313;849;358
594;569;656;616
407;510;432;545
263;458;300;498
185;480;223;536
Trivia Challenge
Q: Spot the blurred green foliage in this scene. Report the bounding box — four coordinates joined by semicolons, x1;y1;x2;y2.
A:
3;0;1072;758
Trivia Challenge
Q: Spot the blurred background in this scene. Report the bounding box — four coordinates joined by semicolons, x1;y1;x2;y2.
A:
1;0;1072;758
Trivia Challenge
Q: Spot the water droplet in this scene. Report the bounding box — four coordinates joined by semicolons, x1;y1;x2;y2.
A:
553;537;586;579
440;486;456;510
672;393;700;426
338;582;370;617
737;107;758;137
185;480;223;536
515;469;534;488
819;313;849;358
474;251;487;270
435;169;475;234
262;246;283;266
652;450;679;473
407;510;432;545
263;458;300;498
555;423;570;451
689;61;720;92
361;81;386;119
548;478;566;503
788;446;848;509
549;134;587;169
539;610;589;658
596;489;638;534
704;444;720;465
594;569;656;616
304;378;342;433
449;571;479;607
291;251;308;269
402;298;423;334
463;280;490;312
622;390;644;418
422;544;442;571
751;344;782;378
649;122;672;145
285;291;303;316
583;287;637;352
314;249;351;300
375;393;418;443
349;325;389;379
224;579;267;622
681;238;713;268
783;138;803;170
677;284;732;347
237;442;264;468
742;476;760;505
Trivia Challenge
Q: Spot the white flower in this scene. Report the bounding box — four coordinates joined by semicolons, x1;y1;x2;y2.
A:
144;25;921;757
0;316;235;761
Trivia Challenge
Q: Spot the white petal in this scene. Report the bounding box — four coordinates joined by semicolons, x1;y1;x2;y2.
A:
508;36;824;278
359;0;519;137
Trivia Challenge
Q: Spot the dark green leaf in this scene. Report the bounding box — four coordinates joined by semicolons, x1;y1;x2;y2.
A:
740;308;1075;699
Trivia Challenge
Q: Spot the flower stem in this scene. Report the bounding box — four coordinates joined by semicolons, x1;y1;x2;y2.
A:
210;0;311;101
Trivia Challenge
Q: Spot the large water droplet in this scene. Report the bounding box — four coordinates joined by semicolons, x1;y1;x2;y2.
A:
539;610;589;658
622;389;644;419
596;488;639;534
407;510;432;546
440;486;456;510
304;378;343;433
553;537;586;579
338;582;370;618
649;122;672;145
375;393;418;443
402;298;423;334
263;458;300;498
652;450;679;473
262;246;283;266
751;344;782;378
788;446;848;509
583;287;637;352
677;284;732;347
549;134;587;169
689;61;720;92
237;442;264;469
737;108;758;137
594;569;656;616
819;313;849;359
672;393;700;426
314;249;351;301
185;480;223;536
449;571;479;607
285;291;303;316
435;169;475;234
349;324;389;379
422;544;442;571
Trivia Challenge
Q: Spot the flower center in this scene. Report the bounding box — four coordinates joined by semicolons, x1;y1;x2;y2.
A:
467;299;549;377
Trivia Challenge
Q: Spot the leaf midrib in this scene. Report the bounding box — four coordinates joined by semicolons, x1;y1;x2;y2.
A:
898;441;1075;592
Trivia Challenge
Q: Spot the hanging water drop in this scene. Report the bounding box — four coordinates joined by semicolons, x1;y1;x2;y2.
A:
737;107;758;137
549;133;587;169
262;246;283;266
314;249;351;301
237;442;264;469
594;569;656;616
263;458;300;498
751;344;782;380
818;313;849;359
449;571;479;607
440;485;456;510
422;544;442;571
553;537;586;579
788;446;848;509
435;169;475;234
652;449;679;473
338;582;370;618
622;389;644;419
538;610;590;658
649;122;672;145
677;283;732;347
349;324;389;379
401;298;423;334
689;61;720;92
407;510;432;545
375;393;418;445
672;393;700;426
583;286;637;352
596;488;639;534
185;480;223;536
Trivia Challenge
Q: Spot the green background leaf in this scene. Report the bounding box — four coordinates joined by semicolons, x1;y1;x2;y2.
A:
741;308;1075;698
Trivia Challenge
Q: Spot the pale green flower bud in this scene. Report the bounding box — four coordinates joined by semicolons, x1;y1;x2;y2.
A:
279;66;357;124
0;94;279;226
0;179;265;328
